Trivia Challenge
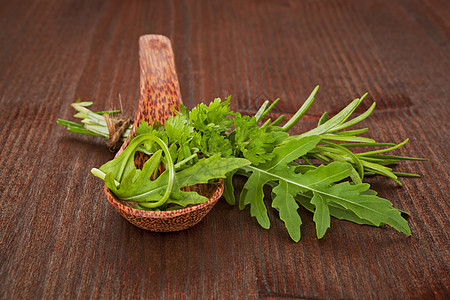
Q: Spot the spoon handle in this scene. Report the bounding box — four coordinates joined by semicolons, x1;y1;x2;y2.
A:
127;35;182;143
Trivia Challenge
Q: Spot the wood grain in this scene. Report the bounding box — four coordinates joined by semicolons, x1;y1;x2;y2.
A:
0;0;448;299
136;35;181;127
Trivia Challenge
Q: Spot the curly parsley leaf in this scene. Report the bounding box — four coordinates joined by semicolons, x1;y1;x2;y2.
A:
233;113;288;165
189;97;234;133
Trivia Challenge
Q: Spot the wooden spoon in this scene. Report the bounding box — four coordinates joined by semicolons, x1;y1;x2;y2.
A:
104;35;223;232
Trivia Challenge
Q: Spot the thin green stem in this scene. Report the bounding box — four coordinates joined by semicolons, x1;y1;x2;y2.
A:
254;100;269;122
260;98;280;120
91;168;120;187
321;140;365;180
357;139;409;156
282;85;319;131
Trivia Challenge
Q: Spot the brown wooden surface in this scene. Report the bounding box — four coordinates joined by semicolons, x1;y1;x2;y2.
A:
0;0;449;299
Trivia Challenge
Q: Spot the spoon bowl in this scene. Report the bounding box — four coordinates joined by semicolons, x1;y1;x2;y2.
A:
103;35;223;232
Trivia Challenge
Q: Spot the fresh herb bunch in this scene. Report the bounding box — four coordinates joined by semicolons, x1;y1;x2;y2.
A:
58;86;425;241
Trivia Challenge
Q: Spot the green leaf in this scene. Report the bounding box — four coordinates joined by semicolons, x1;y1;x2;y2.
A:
272;181;302;242
239;136;321;230
320;134;375;143
233;113;289;164
163;191;208;207
282;85;319;131
324;182;411;235
254;100;269;122
332;100;374;132
311;192;330;238
189;97;234;133
262;135;321;170
295;193;376;226
165;114;194;144
260;98;280;121
289;161;354;188
99;134;154;181
298;97;363;137
240;170;271;229
223;171;237;205
317;112;328;126
293;181;407;233
174;155;250;188
99;134;176;209
243;160;411;240
193;130;233;157
104;150;167;202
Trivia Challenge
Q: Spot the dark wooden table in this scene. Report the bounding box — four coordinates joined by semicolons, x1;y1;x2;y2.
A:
1;0;448;298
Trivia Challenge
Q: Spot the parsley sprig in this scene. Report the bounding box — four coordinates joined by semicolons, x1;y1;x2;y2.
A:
58;86;426;241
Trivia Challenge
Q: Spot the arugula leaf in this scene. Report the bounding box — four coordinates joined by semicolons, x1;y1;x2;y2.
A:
310;192;330;239
223;170;237;205
272;180;303;241
104;150;166;202
297;95;365;138
239;169;272;228
295;193;376;226
99;134;155;181
173;155;249;189
323;182;411;235
260;136;321;170
239;136;323;237
293;181;410;236
167;191;210;207
246;162;351;238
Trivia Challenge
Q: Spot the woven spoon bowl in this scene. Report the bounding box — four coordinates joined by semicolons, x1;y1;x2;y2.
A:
103;35;223;232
